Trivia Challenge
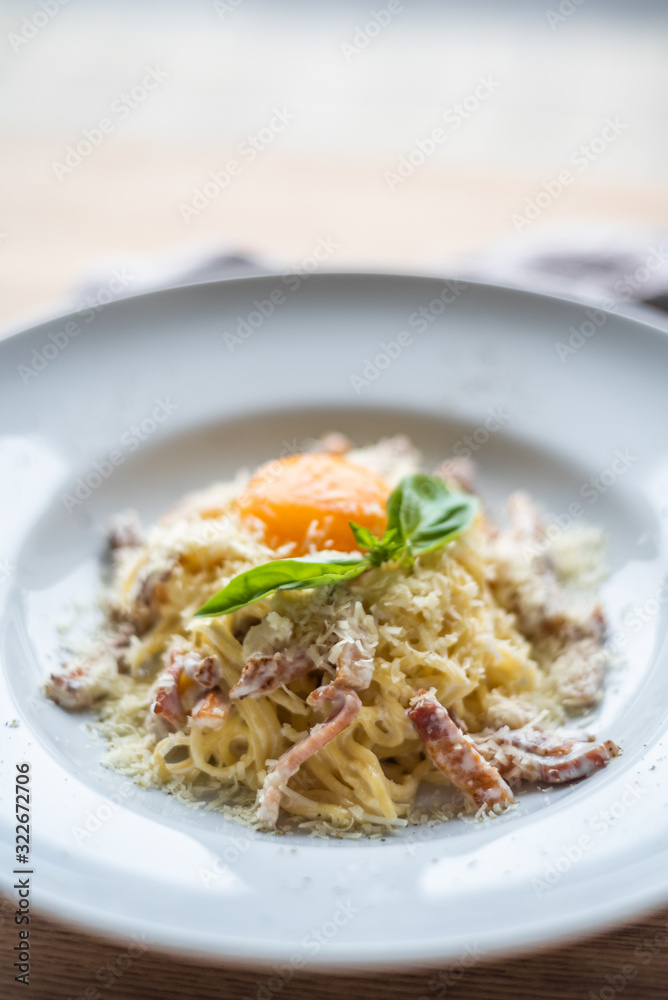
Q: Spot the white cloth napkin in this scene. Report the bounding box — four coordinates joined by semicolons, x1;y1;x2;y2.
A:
458;223;668;319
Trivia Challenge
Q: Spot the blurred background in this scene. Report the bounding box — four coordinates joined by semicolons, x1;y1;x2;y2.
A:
1;0;667;328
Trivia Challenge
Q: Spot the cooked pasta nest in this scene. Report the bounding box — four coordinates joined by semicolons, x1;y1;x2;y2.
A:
87;455;607;836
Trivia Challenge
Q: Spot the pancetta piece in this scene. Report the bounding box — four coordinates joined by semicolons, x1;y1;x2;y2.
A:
230;645;315;699
331;636;375;690
150;662;186;729
477;735;621;786
190;687;231;730
475;725;591;757
407;689;515;811
148;640;223;730
255;684;362;828
46;648;117;710
180;649;221;689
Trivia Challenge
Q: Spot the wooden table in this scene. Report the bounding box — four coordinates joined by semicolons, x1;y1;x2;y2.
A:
2;138;668;999
2;898;668;999
2;137;668;328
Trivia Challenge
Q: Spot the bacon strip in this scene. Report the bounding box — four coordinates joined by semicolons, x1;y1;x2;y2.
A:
255;684;362;828
149;642;223;729
151;662;186;729
479;737;621;786
524;741;620;783
230;645;314;699
476;725;591;758
180;650;221;688
332;637;374;689
407;689;515;811
190;687;230;730
46;649;117;710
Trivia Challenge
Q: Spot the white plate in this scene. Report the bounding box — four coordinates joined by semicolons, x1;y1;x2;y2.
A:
1;273;668;970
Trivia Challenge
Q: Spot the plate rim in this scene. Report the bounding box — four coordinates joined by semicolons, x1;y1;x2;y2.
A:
2;269;668;969
2;266;668;348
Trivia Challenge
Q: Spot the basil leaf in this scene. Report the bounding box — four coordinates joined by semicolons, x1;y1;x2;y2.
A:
366;526;404;566
390;474;478;557
349;517;408;566
193;472;477;619
408;494;477;554
385;485;405;539
348;521;379;551
193;555;367;618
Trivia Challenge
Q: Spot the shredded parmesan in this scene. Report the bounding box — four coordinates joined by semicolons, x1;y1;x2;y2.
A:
50;438;609;835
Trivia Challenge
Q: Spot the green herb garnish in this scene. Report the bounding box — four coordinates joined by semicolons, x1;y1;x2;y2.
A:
193;474;477;619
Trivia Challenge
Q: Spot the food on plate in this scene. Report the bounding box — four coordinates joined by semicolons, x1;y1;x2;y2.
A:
46;434;620;834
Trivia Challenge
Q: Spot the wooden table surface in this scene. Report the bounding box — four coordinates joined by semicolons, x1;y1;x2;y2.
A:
2;137;668;330
2;897;668;1000
3;131;668;999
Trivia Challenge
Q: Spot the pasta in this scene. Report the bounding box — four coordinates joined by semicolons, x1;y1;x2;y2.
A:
46;435;619;835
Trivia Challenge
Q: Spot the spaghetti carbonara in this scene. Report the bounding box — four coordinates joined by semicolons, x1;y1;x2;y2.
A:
46;434;620;834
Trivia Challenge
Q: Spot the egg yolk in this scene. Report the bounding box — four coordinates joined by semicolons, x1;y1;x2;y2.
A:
237;453;390;555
